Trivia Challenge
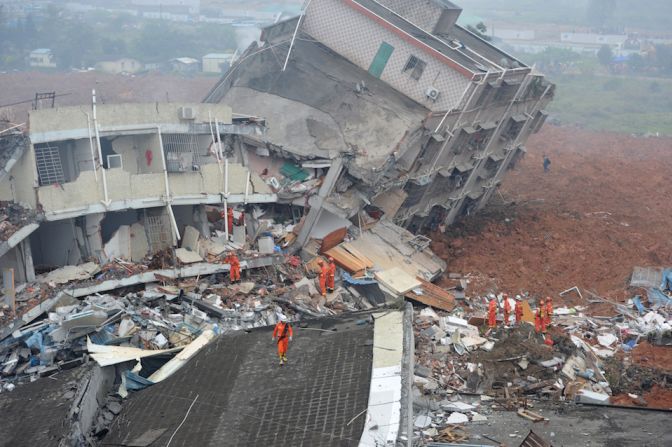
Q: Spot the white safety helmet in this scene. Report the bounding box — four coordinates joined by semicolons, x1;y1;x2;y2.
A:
515;295;522;300
279;315;288;322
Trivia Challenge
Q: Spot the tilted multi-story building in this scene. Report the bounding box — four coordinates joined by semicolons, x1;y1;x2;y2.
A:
205;0;554;242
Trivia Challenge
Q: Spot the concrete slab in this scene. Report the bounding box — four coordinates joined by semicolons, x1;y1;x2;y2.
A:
175;248;204;264
40;262;100;284
360;311;404;446
130;222;149;262
181;225;201;252
257;236;275;254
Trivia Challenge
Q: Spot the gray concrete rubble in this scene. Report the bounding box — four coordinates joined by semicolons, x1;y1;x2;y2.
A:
409;281;672;445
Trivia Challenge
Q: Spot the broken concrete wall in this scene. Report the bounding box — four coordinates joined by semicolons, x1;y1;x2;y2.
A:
85;213;105;262
109;133;163;175
65;365;116;445
0;241;34;283
9;142;37;209
37;170;104;214
302;0;471;112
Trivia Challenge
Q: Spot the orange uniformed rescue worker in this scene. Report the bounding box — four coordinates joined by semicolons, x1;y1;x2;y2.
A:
535;299;544;333
503;294;511;326
487;297;497;329
514;296;523;325
227;207;234;232
327;257;336;292
227;252;241;283
272;315;293;366
540;299;548;333
545;297;553;328
318;259;328;296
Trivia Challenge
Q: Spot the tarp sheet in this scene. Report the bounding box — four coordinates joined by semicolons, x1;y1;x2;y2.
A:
661;268;672;291
648;288;672;306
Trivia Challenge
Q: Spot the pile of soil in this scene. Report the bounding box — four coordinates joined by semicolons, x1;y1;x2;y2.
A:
432;125;672;304
631;342;672;371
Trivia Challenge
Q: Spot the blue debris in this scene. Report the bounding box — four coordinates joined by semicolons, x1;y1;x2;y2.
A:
124;371;154;391
341;271;377;285
648;288;672;306
632;295;646;315
661;268;672;291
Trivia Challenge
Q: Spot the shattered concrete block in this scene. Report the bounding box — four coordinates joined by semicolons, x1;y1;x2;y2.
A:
414;415;432;429
471;412;488;423
441;401;475;412
107;401;122;415
415;365;432;378
577;390;610;405
258;236;275;254
181;226;201;252
175;248;204;264
446;412;469;424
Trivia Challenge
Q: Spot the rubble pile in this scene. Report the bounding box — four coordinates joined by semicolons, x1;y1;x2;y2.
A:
0;251;375;393
0;201;39;241
411;280;672;444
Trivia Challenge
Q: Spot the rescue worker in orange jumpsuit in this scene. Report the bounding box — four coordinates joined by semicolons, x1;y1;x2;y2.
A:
514;296;523;326
535;299;544;333
503;293;511;326
227;252;241;283
327;257;336;292
272;315;293;366
487;297;497;329
540;299;548;333
545;297;553;328
227;207;234;232
317;259;328;297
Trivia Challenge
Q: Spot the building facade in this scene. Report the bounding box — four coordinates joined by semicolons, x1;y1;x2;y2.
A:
206;0;554;241
0;101;273;284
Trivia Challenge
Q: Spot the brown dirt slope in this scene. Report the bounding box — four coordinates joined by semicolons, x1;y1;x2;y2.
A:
433;125;672;300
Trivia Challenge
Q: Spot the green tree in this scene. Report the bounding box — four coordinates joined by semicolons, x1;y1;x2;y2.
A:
597;45;613;66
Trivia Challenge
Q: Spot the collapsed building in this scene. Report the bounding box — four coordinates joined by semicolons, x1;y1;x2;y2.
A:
0;1;561;446
204;0;554;237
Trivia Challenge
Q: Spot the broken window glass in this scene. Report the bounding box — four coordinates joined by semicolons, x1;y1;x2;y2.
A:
403;55;426;81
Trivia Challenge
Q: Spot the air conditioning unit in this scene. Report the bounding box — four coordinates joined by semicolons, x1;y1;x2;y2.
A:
178;106;196;120
425;86;440;101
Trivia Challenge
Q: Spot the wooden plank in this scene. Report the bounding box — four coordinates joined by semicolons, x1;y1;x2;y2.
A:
405;278;456;311
340;243;375;269
325;246;366;273
416;277;455;303
405;292;455;312
319;227;347;254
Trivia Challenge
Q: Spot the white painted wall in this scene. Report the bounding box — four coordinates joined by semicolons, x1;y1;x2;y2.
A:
303;0;471;112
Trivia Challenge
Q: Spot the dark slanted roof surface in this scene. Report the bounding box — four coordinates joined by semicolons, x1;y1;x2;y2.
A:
102;316;374;447
0;367;85;447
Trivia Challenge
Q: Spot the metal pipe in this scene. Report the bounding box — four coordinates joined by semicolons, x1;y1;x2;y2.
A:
282;0;313;71
92;90;109;206
0;123;25;135
156;126;181;241
83;112;98;181
223;198;229;240
244;171;250;204
208;112;223;174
